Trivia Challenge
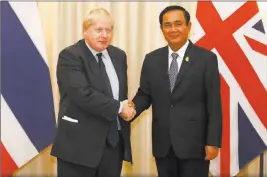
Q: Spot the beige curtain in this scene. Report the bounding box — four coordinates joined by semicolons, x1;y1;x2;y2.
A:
13;2;267;176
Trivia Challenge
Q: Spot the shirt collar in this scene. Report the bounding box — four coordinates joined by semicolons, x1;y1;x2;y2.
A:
85;40;109;59
168;40;189;59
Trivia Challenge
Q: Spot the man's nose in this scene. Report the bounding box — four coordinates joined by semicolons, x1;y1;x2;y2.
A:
101;30;108;37
171;24;178;31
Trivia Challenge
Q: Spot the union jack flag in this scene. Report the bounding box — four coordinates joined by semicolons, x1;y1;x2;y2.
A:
192;2;267;176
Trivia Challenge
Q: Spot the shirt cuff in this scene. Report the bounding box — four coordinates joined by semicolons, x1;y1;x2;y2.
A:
118;102;123;113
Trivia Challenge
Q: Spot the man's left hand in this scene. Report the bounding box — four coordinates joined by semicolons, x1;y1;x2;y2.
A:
205;146;219;160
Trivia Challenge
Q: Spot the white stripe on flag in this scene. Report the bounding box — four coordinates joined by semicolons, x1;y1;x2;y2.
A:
210;49;241;176
1;95;38;167
215;48;267;175
216;49;241;175
258;2;267;32
212;2;245;21
233;13;267;91
9;2;48;65
213;49;267;146
241;13;267;45
229;89;240;176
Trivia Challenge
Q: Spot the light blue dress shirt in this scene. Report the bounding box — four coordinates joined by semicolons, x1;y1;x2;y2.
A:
85;41;121;130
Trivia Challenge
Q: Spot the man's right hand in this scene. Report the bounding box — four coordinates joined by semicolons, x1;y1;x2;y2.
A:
120;100;136;121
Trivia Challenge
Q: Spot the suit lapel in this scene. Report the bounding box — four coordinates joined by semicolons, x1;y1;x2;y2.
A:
79;40;105;91
80;39;100;75
173;40;195;90
159;46;172;96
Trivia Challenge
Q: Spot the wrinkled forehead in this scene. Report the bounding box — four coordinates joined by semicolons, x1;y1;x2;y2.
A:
90;16;113;28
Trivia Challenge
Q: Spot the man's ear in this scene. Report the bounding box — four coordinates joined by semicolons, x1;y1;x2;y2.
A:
188;21;192;30
83;30;87;38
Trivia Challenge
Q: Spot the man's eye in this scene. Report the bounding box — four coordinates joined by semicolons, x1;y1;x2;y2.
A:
164;24;171;27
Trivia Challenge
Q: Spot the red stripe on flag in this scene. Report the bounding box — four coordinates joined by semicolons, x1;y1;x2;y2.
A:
1;142;18;176
216;37;267;128
196;2;259;49
196;1;267;128
244;35;267;56
196;1;224;49
220;75;231;177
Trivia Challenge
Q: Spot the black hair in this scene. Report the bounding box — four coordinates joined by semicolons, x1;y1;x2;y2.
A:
159;5;191;27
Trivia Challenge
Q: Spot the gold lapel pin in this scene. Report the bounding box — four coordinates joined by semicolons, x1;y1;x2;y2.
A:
185;56;189;62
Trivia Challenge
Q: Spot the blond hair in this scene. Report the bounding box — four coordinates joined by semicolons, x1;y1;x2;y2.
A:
82;8;114;32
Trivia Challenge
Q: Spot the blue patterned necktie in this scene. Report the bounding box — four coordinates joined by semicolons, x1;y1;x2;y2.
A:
169;53;179;92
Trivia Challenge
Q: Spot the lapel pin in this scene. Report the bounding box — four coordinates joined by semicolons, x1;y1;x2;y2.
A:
185;56;189;62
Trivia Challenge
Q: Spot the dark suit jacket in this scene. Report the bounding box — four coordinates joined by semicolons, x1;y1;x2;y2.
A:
51;39;132;168
133;40;222;159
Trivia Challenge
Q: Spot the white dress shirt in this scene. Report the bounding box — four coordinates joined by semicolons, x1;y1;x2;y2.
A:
168;40;189;72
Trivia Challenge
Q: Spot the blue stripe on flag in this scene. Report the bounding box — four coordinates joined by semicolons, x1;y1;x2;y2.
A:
252;19;265;34
238;104;266;169
1;1;56;152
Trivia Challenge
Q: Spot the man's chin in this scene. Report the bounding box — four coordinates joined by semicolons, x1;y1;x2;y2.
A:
168;39;181;44
168;39;188;46
96;46;108;51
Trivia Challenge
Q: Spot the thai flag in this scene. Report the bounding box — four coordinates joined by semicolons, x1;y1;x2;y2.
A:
1;2;56;176
192;1;267;176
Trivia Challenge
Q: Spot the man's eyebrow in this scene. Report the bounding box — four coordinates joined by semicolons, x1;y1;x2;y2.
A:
163;20;182;24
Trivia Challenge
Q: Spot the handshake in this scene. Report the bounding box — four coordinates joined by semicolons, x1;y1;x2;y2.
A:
119;100;136;121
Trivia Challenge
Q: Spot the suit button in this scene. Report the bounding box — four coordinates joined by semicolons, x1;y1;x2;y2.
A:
171;104;173;108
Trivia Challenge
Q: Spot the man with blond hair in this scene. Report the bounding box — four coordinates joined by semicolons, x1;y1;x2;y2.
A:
51;8;135;177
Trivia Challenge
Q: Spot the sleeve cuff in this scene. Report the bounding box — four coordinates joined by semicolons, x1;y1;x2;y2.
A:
118;102;123;113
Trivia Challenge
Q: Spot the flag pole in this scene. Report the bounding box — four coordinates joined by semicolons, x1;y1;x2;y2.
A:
259;152;264;177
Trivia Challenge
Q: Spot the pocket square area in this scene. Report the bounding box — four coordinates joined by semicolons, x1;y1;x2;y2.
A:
62;116;78;123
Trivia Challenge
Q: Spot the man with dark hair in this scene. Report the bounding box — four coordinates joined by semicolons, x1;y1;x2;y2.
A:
131;5;223;177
